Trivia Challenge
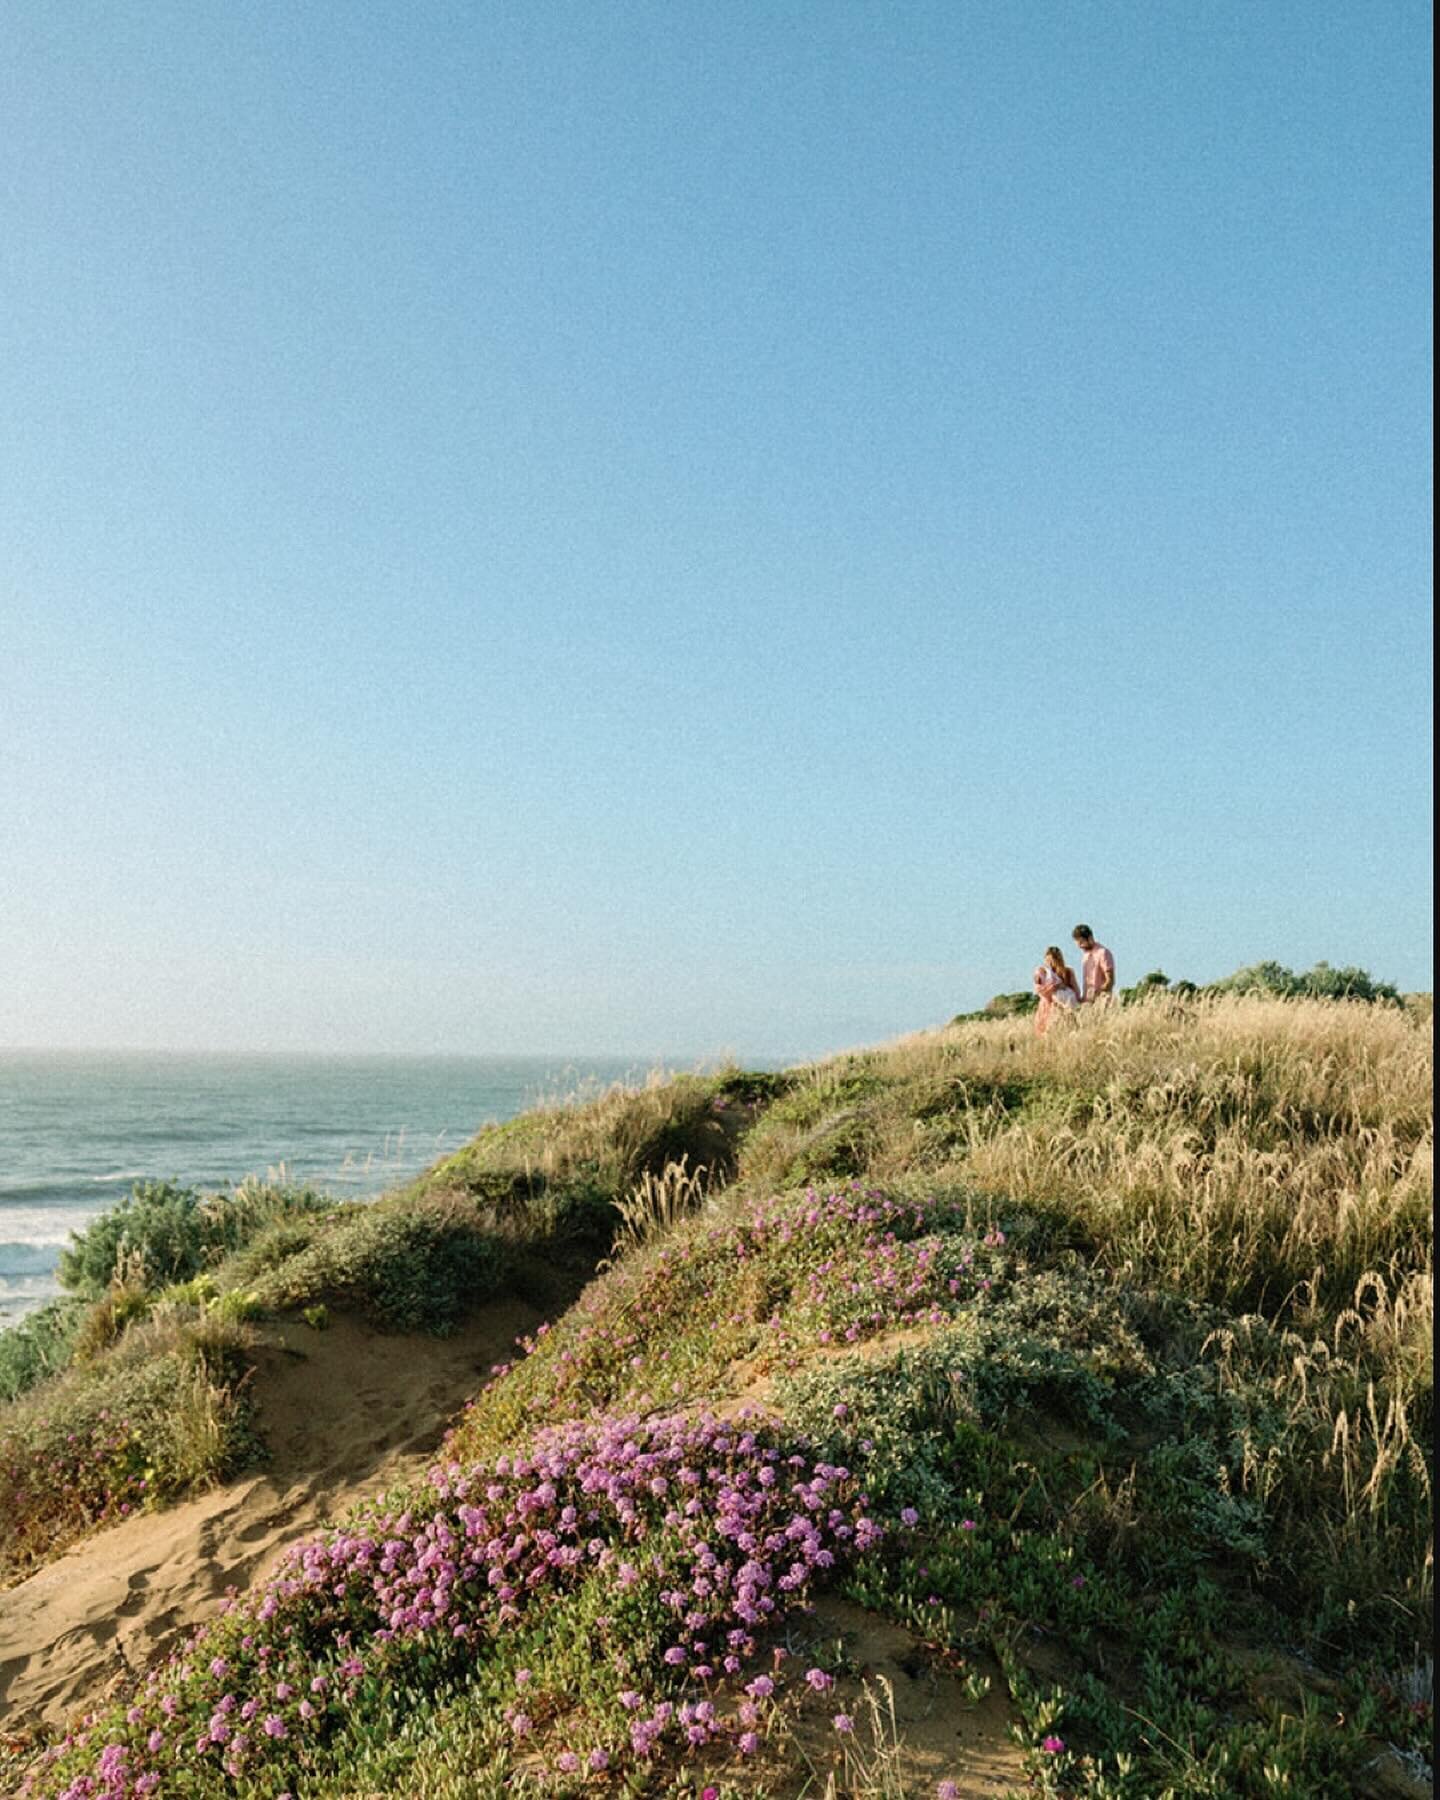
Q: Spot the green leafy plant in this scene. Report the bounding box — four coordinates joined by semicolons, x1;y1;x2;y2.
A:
1206;959;1400;1002
57;1179;335;1299
0;1297;87;1403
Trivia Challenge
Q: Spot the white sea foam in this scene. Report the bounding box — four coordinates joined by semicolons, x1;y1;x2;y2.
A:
0;1207;104;1320
0;1270;65;1325
0;1205;103;1251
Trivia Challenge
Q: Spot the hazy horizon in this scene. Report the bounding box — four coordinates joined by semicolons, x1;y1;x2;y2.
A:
1;947;1428;1065
0;1044;788;1066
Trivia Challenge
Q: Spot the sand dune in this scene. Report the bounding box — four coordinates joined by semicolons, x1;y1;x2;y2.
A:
0;1302;540;1728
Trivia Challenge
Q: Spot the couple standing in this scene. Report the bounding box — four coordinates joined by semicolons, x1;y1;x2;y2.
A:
1033;925;1116;1035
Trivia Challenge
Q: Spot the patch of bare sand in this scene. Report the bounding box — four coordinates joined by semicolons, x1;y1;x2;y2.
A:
0;1301;539;1729
508;1594;1028;1800
787;1596;1027;1796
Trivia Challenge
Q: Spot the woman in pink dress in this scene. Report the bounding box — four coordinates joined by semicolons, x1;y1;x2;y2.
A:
1033;946;1081;1035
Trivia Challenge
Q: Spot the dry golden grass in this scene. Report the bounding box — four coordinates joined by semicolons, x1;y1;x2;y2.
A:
770;995;1432;1328
917;990;1427;1126
609;1155;714;1256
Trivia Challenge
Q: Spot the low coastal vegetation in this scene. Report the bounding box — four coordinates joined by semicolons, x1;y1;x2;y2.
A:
0;1076;760;1585
1;988;1431;1797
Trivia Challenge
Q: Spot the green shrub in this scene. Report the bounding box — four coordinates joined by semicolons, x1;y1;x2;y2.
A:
1120;968;1173;1002
58;1180;335;1299
778;1260;1427;1655
1207;959;1400;1002
221;1214;329;1284
250;1204;508;1333
72;1277;155;1362
160;1272;220;1308
0;1316;259;1583
58;1182;209;1295
712;1067;795;1107
212;1287;262;1324
775;1269;1163;1515
951;990;1040;1022
0;1297;87;1402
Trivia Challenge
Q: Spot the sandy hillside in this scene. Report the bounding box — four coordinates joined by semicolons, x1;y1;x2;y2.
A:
0;1301;540;1728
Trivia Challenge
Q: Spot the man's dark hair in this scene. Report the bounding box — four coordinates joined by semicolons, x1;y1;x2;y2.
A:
1072;924;1094;942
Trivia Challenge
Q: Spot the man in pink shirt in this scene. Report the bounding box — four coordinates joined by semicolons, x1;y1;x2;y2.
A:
1073;925;1116;1006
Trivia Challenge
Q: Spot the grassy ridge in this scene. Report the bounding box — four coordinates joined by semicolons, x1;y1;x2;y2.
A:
745;995;1431;1321
5;997;1433;1797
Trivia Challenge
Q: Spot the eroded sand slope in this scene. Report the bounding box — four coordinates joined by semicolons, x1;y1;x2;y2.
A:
0;1302;539;1727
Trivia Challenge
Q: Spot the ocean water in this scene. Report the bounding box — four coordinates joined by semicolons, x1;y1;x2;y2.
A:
0;1052;668;1327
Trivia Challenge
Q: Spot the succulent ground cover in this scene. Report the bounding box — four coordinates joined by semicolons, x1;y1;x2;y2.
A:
23;1412;882;1797
3;996;1432;1796
447;1186;1010;1458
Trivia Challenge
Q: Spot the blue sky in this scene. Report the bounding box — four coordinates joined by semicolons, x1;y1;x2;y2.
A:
1;2;1431;1058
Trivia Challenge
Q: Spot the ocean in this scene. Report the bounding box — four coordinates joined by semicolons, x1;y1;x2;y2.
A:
0;1052;682;1327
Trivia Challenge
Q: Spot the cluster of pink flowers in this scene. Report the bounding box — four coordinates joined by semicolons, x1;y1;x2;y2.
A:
427;1412;880;1709
28;1412;881;1798
751;1189;982;1346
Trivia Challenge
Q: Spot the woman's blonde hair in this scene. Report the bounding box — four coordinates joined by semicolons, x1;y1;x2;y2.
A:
1045;946;1077;985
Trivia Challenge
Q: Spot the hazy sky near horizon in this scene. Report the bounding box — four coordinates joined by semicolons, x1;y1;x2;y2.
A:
2;2;1432;1059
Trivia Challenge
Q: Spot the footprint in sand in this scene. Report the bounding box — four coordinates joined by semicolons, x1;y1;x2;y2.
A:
114;1572;153;1619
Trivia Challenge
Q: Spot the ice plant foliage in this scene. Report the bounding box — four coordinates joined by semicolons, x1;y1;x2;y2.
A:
26;1412;880;1797
450;1185;1005;1462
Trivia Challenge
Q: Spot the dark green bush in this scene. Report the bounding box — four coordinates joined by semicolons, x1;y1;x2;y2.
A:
58;1181;335;1299
1206;960;1399;1002
951;990;1039;1023
59;1182;209;1295
1120;968;1173;1002
0;1298;87;1402
712;1067;795;1107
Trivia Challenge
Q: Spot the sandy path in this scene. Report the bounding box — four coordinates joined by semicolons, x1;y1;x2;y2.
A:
0;1302;539;1728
